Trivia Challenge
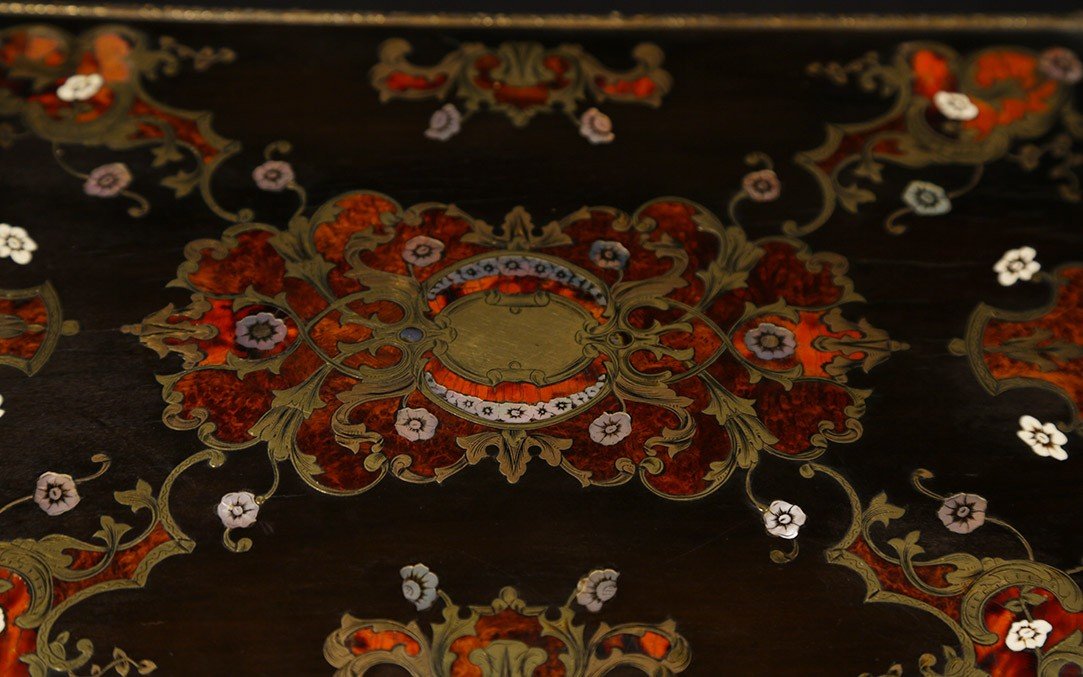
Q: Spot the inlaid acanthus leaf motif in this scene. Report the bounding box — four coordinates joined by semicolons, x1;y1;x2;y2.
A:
1039;631;1083;676
701;373;778;470
454;429;574;484
461;205;577;250
816;308;910;381
696;221;763;306
122;298;217;369
0;451;206;675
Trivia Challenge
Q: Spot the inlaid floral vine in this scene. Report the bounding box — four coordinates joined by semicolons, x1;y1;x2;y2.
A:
814;465;1083;675
0;453;208;676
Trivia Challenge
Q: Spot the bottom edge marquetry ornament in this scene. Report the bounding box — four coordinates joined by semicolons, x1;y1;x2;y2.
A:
323;565;690;676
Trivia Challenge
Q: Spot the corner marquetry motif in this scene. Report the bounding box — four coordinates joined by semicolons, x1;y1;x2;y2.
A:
793;42;1083;235
0;24;242;219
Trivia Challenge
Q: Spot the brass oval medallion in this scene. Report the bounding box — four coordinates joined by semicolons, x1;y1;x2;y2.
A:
437;289;598;386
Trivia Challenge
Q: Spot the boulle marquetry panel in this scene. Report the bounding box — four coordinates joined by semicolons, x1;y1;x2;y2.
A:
0;7;1079;676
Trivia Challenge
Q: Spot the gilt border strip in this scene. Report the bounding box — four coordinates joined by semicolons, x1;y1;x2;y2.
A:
0;5;1082;30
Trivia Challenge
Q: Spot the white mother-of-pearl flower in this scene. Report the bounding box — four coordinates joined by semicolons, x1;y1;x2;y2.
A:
575;568;619;612
742;169;782;202
589;240;630;270
1005;619;1053;652
902;181;952;216
217;491;259;528
34;472;80;516
0;224;37;265
937;492;987;534
235;312;288;351
84;163;133;198
744;322;796;361
252;160;295;192
1017;415;1068;460
402;235;445;267
763;500;806;539
395;407;439;442
1039;47;1083;84
400;563;439;610
425;104;462;142
57;73;104;102
579;107;615;144
933;91;979;121
993;247;1040;286
589;411;632;446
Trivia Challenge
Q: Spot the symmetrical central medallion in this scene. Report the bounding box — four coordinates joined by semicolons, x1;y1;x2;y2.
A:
128;192;904;498
423;251;611;428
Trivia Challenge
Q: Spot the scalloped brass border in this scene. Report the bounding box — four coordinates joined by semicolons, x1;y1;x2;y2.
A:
0;4;1081;30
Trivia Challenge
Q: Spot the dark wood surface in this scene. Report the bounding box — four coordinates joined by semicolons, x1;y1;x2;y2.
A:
0;13;1080;676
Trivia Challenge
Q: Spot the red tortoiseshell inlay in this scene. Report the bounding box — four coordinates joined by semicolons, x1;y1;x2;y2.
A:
471;53;572;110
371;40;666;119
384;71;448;92
910;47;1060;141
846;536;964;619
593;74;657;99
448;608;568;676
814;45;1068;180
325;584;689;674
50;524;174;606
980;266;1083;421
844;537;1083;676
0;295;47;361
0;570;36;677
976;588;1083;675
349;627;423;656
597;630;672;660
